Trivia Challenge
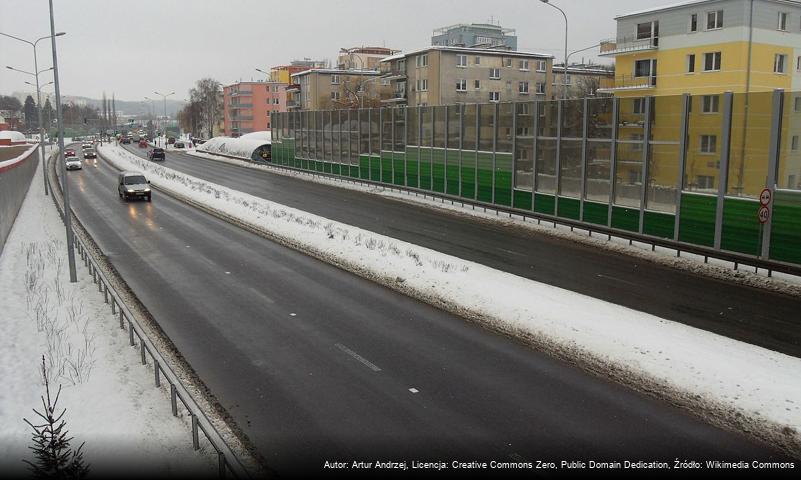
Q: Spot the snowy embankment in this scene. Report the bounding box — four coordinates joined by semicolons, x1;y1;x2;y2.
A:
0;161;214;476
101;143;801;454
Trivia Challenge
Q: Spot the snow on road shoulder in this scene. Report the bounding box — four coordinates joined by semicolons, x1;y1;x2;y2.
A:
0;166;214;476
184;149;801;296
103;143;801;453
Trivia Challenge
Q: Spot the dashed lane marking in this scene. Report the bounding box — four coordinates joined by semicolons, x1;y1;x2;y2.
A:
334;343;382;372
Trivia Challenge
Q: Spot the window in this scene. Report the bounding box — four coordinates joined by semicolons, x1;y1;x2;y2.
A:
474;79;481;89
536;82;546;94
793;135;799;151
687;54;696;73
504;58;512;68
633;98;645;114
489;68;501;79
797;56;801;72
416;54;429;67
416;79;428;91
702;95;719;113
689;13;698;32
637;21;656;40
519;81;529;94
774;54;787;73
331;75;340;84
778;12;788;31
489;91;500;102
564;74;572;85
519;60;529;70
331;91;340;100
518;103;531;115
703;52;721;71
634;59;654;77
456;79;467;92
474;56;481;65
700;134;717;153
795;96;801;112
505;80;512;90
697;175;715;189
457;54;467;67
706;10;723;30
536;60;547;72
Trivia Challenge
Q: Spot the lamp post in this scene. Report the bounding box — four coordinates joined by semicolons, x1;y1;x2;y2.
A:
357;74;389;109
46;0;76;282
540;0;568;100
154;91;174;146
1;30;65;196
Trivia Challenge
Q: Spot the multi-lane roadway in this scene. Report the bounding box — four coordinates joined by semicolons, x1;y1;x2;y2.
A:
58;142;790;474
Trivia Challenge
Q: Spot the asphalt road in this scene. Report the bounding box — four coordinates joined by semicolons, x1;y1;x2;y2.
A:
122;143;801;358
58;145;790;474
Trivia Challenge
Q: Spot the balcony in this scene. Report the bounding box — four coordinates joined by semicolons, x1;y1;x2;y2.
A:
286;101;300;110
229;104;253;109
285;84;301;93
599;35;658;57
596;74;656;93
230;115;254;121
382;69;407;81
381;90;407;104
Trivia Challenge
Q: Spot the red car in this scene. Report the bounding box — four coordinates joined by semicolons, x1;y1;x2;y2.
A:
138;139;147;148
65;149;76;157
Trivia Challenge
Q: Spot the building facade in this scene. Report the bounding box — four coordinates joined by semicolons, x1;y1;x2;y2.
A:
338;47;400;71
290;69;392;110
223;81;288;136
431;23;518;50
551;64;616;99
270;59;327;84
380;46;553;107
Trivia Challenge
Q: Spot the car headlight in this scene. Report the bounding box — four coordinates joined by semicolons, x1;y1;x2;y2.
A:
127;189;134;193
144;188;151;192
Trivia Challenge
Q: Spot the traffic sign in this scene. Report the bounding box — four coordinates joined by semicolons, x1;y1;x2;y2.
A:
759;188;772;206
758;206;770;224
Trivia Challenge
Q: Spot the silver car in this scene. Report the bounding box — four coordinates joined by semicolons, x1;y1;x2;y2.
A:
118;171;152;202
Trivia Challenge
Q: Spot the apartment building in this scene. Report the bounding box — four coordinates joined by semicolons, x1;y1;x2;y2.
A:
550;64;616;99
223;81;288;136
289;69;392;110
379;46;553;107
270;59;327;84
431;23;518;50
338;47;400;71
597;0;801;197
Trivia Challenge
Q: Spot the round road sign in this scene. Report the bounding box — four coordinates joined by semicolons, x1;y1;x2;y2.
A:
759;188;772;206
758;206;770;224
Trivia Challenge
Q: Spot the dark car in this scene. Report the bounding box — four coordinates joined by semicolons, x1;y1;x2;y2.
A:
148;148;165;161
167;136;176;145
120;137;131;144
138;139;147;148
65;149;76;157
174;141;185;148
118;171;151;202
83;149;97;159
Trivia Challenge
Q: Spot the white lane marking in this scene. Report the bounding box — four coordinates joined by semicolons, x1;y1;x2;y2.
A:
496;247;527;258
409;388;419;394
289;313;297;316
225;271;231;274
334;343;382;372
595;273;638;287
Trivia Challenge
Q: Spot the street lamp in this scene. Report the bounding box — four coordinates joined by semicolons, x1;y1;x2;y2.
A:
0;30;65;196
154;91;175;146
357;74;390;109
539;0;568;100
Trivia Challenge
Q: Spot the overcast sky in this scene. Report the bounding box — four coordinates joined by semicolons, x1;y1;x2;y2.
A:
1;0;668;102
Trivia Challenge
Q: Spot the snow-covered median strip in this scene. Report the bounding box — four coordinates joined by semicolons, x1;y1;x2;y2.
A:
0;164;214;476
103;144;801;454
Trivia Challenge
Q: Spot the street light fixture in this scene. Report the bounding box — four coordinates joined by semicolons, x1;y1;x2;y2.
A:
153;91;175;146
0;30;64;196
539;0;569;100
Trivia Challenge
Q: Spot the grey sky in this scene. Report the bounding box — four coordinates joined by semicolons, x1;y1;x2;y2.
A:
1;0;667;102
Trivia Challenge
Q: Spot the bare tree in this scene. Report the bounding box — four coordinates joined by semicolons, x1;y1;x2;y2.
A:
189;78;222;139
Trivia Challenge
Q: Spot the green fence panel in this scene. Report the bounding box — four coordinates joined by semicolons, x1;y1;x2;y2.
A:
534;193;555;215
583;201;608;226
721;197;761;255
380;151;393;184
611;205;639;232
770;190;801;264
324;162;333;174
513;190;533;211
350;165;359;178
477;152;493;203
393;152;405;185
644;211;675;239
461;151;476;199
495;153;513;207
432;148;446;193
359;155;370;179
557;197;581;220
419;148;432;190
446;150;460;195
679;193;717;247
370;155;381;182
405;147;419;188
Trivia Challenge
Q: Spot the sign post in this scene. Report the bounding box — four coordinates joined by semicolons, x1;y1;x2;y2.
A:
756;188;772;258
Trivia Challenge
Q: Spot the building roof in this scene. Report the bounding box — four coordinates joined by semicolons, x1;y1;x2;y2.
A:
291;68;382;79
380;45;553;63
433;23;516;36
615;0;801;19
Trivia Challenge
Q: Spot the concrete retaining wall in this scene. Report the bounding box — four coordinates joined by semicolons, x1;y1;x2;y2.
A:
0;144;39;254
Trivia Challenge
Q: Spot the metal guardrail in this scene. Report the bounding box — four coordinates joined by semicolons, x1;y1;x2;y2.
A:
48;150;251;479
197;148;801;278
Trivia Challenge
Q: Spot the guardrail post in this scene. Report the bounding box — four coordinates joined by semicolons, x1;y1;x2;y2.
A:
170;383;178;416
154;360;161;387
714;91;734;250
119;310;125;329
103;283;108;303
674;93;691;242
218;452;226;479
762;89;784;259
111;299;116;315
192;414;200;450
128;320;135;346
140;340;146;365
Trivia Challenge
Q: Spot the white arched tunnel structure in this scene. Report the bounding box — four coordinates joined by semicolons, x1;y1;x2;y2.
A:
196;131;272;163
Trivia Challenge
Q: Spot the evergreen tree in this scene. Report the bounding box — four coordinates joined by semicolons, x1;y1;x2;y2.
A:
23;356;90;479
24;95;38;130
42;98;54;133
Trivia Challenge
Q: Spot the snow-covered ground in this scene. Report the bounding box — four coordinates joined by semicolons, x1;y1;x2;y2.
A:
0;162;215;476
185;149;801;294
102;143;801;455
